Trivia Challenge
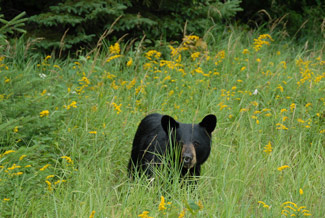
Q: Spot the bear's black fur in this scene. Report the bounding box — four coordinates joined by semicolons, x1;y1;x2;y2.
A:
128;113;217;178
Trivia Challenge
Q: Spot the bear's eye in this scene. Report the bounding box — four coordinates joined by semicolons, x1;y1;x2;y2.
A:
194;142;200;147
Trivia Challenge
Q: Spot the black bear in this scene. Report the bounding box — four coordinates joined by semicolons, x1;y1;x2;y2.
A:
128;113;217;178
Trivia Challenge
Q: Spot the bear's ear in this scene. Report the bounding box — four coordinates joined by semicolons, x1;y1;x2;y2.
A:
199;114;217;134
161;115;179;133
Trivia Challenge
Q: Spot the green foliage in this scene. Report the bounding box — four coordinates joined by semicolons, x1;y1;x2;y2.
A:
26;0;242;53
0;55;67;148
0;11;27;46
28;0;127;52
239;0;325;39
0;29;324;216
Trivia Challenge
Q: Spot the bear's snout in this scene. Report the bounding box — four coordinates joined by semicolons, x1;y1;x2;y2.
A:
183;154;192;165
181;144;197;168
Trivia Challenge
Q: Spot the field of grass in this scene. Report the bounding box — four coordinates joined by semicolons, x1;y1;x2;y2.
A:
0;30;324;217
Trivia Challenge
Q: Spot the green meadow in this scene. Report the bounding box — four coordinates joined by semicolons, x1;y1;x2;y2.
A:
0;30;324;217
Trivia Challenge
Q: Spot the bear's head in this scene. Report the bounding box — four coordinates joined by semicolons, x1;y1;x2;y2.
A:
161;114;217;169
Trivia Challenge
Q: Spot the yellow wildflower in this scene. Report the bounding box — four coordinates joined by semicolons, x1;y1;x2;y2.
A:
297;118;305;123
41;89;47;96
111;102;122;114
45;55;51;61
280;108;288;113
240;108;248;112
280;61;287;69
297;206;306;212
263;141;272;154
138;211;153;218
299;188;304;195
61;156;74;164
64;101;77;110
282;202;297;208
7;163;21;170
53;64;61;69
191;52;200;61
13;126;19;133
46;175;55;180
258;201;271;209
276;123;288;130
54;179;66;185
278;165;290;171
106;54;121;63
178;209;186;218
305;103;312;108
282;116;289;122
45;180;53;191
89;210;96;218
111;80;119;90
127;58;133;66
89;131;97;134
277;85;284;92
159;196;167;211
253;34;273;52
126;78;136;89
242;49;249;54
109;43;120;54
40;110;50;117
19;154;27;160
40;164;51;171
145;50;161;60
12;172;23;176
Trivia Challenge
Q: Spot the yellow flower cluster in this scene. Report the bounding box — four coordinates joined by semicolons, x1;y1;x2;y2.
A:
109;42;120;55
40;110;50;117
89;211;96;218
111;102;122;114
138;196;203;217
138;211;153;218
278;165;290;171
263;141;273;154
253;34;273;51
61;156;74;164
158;196;167;211
281;201;311;216
145;50;161;60
296;58;325;87
258;201;271;209
64;101;77;110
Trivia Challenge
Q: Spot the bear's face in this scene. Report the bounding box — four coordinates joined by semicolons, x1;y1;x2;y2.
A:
161;114;217;169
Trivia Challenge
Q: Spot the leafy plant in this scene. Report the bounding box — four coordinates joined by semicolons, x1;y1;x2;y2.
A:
0;11;27;46
26;0;243;53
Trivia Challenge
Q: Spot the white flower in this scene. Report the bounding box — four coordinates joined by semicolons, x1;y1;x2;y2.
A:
39;73;47;79
253;89;258;95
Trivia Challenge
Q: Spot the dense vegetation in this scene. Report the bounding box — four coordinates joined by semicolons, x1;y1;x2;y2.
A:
0;1;324;217
1;29;324;216
1;0;324;53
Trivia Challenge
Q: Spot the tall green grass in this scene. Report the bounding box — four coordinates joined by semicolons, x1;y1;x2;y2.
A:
0;30;324;217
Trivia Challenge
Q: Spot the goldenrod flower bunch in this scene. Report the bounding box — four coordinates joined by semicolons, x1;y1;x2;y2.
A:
253;34;273;51
138;196;203;217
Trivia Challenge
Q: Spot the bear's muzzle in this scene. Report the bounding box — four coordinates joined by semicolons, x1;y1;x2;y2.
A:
181;143;197;169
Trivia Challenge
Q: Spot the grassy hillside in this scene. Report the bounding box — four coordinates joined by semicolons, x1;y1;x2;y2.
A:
0;30;324;217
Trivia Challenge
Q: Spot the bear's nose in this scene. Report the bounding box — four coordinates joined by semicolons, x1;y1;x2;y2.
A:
183;154;193;165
